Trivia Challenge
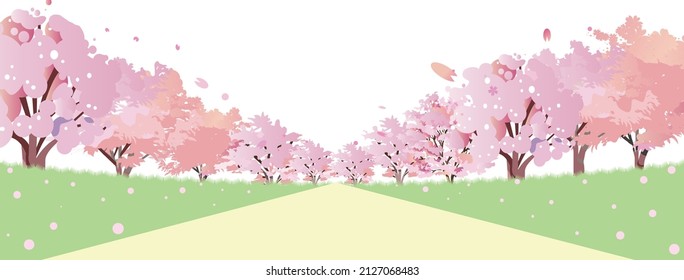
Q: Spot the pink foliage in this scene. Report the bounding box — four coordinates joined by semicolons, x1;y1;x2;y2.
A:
331;142;374;185
406;93;495;182
230;114;300;184
158;107;241;181
590;16;684;168
449;54;581;178
84;61;183;176
0;10;121;168
291;140;332;185
365;117;427;184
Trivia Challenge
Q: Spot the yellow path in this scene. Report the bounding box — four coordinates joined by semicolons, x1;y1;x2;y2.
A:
52;184;626;259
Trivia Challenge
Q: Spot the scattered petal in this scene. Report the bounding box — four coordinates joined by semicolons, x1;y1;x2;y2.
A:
24;239;35;250
431;62;457;81
195;78;209;89
112;223;124;235
667;166;676;175
543;28;551;42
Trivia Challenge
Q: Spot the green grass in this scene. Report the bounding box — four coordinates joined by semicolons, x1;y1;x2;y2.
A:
0;163;315;259
356;164;684;260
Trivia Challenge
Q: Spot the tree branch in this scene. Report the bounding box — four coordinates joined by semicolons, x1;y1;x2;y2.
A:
42;68;59;102
20;97;31;117
36;139;57;160
521;100;536;126
120;143;132;155
98;148;117;165
621;135;634;146
575;122;587;136
505;123;514;137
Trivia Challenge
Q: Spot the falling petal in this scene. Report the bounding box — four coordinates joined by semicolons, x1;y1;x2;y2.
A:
46;0;52;5
133;36;139;42
543;28;551;42
105;28;110;32
378;105;386;109
195;78;209;89
221;93;229;100
175;44;180;51
431;62;457;82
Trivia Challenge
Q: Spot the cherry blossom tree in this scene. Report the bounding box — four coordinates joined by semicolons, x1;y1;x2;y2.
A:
364;117;428;185
0;10;121;168
230;114;299;184
291;140;332;185
449;54;582;179
405;93;498;183
159;108;241;181
531;42;621;174
331;141;374;185
589;16;684;169
84;61;176;176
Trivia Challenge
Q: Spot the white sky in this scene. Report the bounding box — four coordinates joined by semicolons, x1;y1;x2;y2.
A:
1;0;684;181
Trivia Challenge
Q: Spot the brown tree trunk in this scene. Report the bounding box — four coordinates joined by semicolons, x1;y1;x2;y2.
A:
501;151;533;179
123;166;133;177
16;134;53;169
573;144;589;175
394;169;404;185
633;149;648;169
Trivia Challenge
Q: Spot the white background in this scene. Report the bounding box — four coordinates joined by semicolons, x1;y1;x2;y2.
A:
2;2;684;278
1;0;684;181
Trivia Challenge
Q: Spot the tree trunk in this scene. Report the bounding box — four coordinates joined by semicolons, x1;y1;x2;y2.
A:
573;144;589;175
123;166;133;177
501;151;532;179
394;170;404;185
633;149;648;169
198;173;208;181
17;135;53;169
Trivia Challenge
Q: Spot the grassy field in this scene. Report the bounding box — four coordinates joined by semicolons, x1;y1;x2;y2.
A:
0;164;314;260
357;163;684;259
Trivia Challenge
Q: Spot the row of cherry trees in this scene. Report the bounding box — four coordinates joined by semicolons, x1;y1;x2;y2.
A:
1;10;683;184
